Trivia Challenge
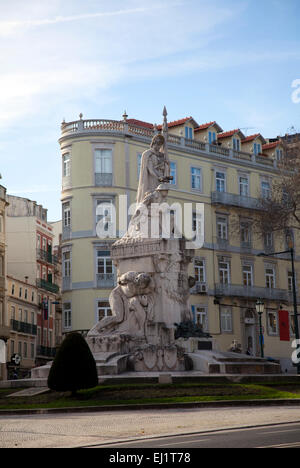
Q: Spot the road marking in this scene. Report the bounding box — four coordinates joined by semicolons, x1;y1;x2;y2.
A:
156;439;211;447
261;429;300;435
257;441;300;449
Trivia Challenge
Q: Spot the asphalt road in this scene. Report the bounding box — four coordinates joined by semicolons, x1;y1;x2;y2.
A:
90;422;300;449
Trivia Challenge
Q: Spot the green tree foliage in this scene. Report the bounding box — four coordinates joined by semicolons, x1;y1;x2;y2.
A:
48;332;98;395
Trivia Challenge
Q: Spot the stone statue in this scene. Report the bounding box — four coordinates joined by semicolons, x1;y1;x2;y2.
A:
88;271;155;339
136;134;172;204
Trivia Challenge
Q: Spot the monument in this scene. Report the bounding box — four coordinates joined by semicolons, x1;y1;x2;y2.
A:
87;107;200;374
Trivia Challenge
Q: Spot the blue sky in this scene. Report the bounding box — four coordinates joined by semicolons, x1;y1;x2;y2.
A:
0;0;299;221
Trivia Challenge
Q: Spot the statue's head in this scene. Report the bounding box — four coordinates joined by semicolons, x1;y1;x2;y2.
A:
134;273;151;289
151;134;165;150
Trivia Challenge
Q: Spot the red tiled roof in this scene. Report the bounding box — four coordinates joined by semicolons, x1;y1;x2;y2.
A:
157;117;194;130
242;133;260;143
218;129;241;139
194;121;216;131
127;119;154;129
262;141;281;151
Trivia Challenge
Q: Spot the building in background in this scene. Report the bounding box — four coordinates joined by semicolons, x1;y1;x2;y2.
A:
6;196;61;366
6;276;38;378
58;113;300;372
0;184;9;380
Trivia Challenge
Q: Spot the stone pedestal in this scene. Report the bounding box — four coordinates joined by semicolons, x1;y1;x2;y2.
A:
87;237;194;373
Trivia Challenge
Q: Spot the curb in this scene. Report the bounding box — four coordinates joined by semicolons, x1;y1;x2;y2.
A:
1;398;300;416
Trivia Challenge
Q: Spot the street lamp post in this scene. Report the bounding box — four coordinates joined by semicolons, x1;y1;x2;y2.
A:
256;299;265;358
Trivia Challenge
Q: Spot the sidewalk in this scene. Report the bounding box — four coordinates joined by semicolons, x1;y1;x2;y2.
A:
1;405;300;448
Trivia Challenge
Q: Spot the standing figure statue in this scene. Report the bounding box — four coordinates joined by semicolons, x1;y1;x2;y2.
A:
136;134;173;204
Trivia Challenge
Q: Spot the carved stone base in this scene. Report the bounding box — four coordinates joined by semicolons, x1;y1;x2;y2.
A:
129;344;186;372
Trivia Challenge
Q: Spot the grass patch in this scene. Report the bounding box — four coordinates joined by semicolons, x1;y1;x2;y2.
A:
1;382;300;410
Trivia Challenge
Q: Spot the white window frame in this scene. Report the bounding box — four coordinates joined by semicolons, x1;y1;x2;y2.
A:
220;307;233;333
96;299;112;322
217;216;228;240
191;166;202;192
267;310;278;336
265;265;276;289
242;263;253;287
63;302;72;330
215;171;226;193
194;258;206;284
219;261;230;285
194;306;208;332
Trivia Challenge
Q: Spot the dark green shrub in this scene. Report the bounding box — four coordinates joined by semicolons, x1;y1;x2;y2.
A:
47;332;98;395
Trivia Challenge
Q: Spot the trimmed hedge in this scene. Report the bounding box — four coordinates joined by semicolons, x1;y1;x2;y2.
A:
48;332;98;394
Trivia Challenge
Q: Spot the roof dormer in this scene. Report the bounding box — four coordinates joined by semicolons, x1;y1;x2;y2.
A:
241;134;266;155
194;121;223;144
157;117;199;139
262;140;285;161
217;129;245;151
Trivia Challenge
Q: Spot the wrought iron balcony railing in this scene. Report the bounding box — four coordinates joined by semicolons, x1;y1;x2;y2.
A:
36;279;59;294
11;319;37;336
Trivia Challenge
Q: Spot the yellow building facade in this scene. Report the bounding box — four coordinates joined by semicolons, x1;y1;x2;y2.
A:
59;114;299;372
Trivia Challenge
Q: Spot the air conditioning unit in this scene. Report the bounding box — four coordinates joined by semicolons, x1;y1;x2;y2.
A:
197;283;207;294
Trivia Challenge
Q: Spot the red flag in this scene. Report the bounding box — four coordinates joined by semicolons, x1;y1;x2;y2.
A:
279;310;290;341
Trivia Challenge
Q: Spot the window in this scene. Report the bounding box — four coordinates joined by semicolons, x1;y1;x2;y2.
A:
36;234;41;249
31;312;35;325
95;149;112;174
215;171;226;192
31;343;35;359
23;342;27;359
261;180;271;199
63;153;70;178
267;310;278;335
0;214;3;233
24;289;28;300
194;306;208;332
265;266;276;289
18;341;22;357
19;287;22;298
32;291;35;302
24;310;28;323
240;222;252;247
63;303;72;329
11;306;16;320
208;131;217;144
19;308;22;322
63;251;71;278
239;176;249;197
97;301;112;321
253;142;261;155
217;216;228;240
97;254;113;277
219;261;230;285
264;232;273;250
233;138;240;151
11;284;15;295
220;307;233;333
63;202;71;228
191;167;201;191
10;340;15;357
169;162;177;185
185;126;193;139
242;264;253;287
194;259;205;283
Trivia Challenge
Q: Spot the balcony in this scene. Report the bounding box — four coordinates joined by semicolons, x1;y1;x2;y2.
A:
212;192;262;211
37;346;56;358
96;273;116;289
215;283;291;302
11;319;37;336
36;249;59;265
36;279;59;294
95;173;113;187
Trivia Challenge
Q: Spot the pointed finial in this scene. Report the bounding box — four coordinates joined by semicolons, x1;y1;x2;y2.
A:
163;106;167;117
123;110;128;121
79;113;83;120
